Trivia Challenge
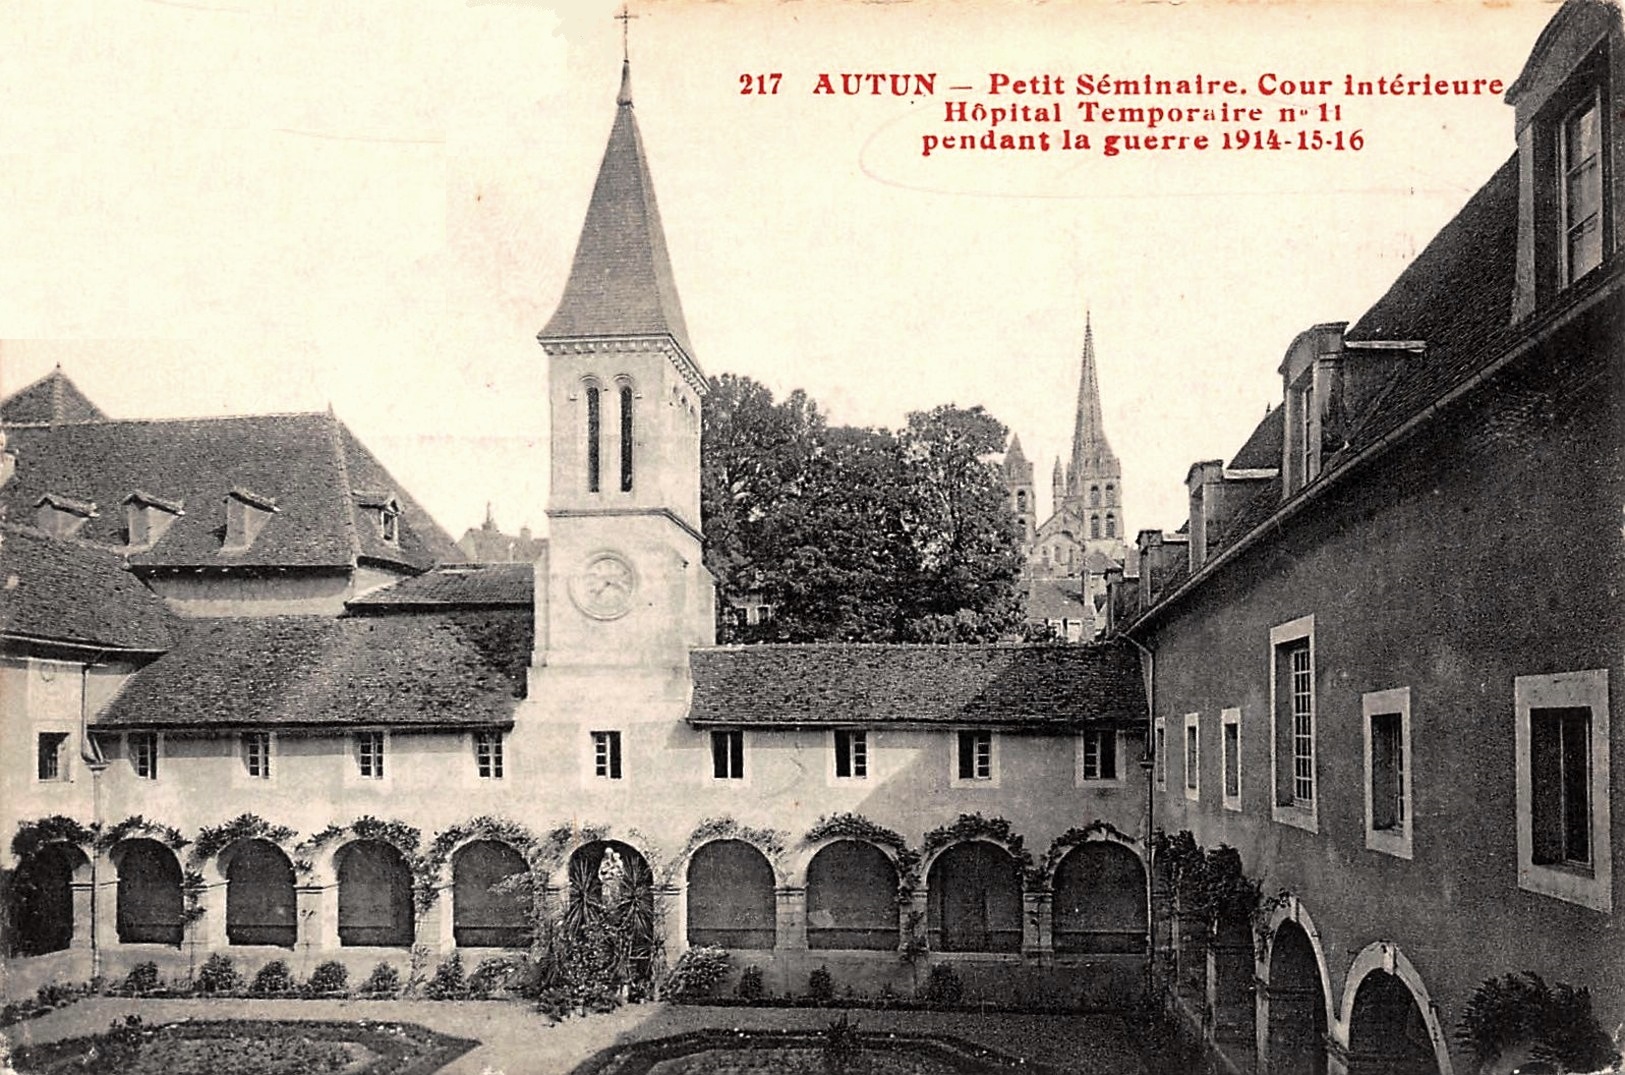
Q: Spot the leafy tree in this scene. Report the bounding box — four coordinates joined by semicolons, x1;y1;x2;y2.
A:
700;376;1024;643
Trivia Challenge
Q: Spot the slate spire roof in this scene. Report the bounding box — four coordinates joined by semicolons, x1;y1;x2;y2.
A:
1;367;107;425
1068;310;1117;478
540;60;700;368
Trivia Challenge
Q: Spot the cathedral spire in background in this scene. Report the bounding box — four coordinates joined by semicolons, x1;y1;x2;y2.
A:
1068;308;1116;485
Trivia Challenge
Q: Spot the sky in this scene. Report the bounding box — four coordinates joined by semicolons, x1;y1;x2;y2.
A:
0;0;1559;542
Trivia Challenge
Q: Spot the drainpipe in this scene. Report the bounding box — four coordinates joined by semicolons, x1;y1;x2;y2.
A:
1121;633;1156;998
79;656;110;983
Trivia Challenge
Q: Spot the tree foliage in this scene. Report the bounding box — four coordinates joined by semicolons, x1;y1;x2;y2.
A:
701;375;1024;643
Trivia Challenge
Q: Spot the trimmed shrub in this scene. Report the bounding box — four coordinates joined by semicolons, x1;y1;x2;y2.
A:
467;957;520;998
250;959;295;996
122;962;160;995
196;954;240;995
924;964;963;1007
735;965;765;1002
424;954;467;999
306;961;349;996
360;962;402;998
661;945;731;1002
808;965;835;1004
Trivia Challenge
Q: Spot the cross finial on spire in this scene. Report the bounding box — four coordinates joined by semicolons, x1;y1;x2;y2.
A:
615;5;636;64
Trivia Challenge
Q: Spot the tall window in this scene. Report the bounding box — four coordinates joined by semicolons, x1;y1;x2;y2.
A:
1089;485;1101;506
1184;713;1201;800
1016;490;1027;512
1561;94;1603;285
1105;513;1117;538
36;732;69;781
619;384;634;492
593;730;623;780
356;732;385;780
585;384;602;493
834;730;867;779
129;733;158;780
1105;483;1115;504
474;731;504;779
1270;616;1317;831
243;733;271;779
1154;718;1167;789
1090;515;1101;539
711;730;744;780
1221;709;1241;810
1515;670;1610;911
1298;379;1317;487
1079;729;1117;782
957;730;993;781
1369;715;1405;831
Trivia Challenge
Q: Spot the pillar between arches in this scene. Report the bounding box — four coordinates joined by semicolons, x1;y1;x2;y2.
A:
296;884;337;950
776;886;807;952
1023;890;1051;960
87;878;114;951
655;884;684;962
1325;1033;1352;1075
196;883;229;948
417;884;454;953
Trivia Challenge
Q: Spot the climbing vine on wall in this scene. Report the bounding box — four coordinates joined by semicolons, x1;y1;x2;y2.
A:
1032;820;1138;890
10;816;94;861
921;814;1033;890
294;816;422;884
664;816;789;886
801;812;922;898
414;815;544;911
188;814;298;868
1150;829;1261;930
93;816;189;854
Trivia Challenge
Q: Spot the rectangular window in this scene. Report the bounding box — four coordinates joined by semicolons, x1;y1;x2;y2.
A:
593;730;623;780
711;730;744;780
1270;616;1317;831
1515;670;1611;911
37;732;69;781
356;731;385;780
1154;717;1167;789
1363;687;1412;859
1080;729;1117;781
834;729;867;779
475;730;505;779
1221;708;1241;811
243;732;271;779
1184;713;1200;800
957;730;992;780
129;732;159;780
1561;93;1603;285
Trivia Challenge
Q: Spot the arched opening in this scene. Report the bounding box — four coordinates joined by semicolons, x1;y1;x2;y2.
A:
1266;920;1328;1075
1211;912;1257;1044
1090;485;1101;506
585;382;602;493
1347;970;1440;1075
1106;483;1116;504
7;843;85;956
927;842;1022;953
1051;842;1146;953
1090;515;1102;539
1016;490;1027;513
806;840;897;950
1106;512;1117;538
337;840;414;947
224;839;296;947
453;840;529;948
687;839;775;949
114;839;183;946
567;840;655;986
618;383;634;492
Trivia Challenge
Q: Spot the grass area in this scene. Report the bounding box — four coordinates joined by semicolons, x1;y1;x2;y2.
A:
6;1016;477;1075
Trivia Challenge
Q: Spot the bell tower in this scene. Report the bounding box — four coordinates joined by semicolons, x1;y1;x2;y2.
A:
536;58;714;671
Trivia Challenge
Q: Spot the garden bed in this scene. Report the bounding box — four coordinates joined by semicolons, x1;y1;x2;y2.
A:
569;1028;1069;1075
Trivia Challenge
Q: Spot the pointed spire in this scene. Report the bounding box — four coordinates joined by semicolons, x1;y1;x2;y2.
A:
539;59;699;367
1068;308;1116;480
1005;433;1026;463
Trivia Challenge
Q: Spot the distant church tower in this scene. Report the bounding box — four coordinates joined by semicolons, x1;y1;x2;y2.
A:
1004;435;1035;545
1055;313;1123;549
536;58;715;674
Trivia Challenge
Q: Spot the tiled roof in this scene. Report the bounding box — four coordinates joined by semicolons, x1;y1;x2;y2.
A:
1024;578;1089;620
1228;406;1283;471
1;369;107;425
1;412;457;572
349;563;534;609
539;65;698;363
97;610;531;728
689;641;1145;727
0;525;173;651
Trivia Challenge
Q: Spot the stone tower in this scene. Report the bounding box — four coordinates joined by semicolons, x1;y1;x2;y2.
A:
1003;434;1036;545
1056;312;1123;549
536;59;715;675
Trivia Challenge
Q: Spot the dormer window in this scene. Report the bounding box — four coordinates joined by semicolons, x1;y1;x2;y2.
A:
352;491;400;546
34;493;97;539
122;491;184;549
381;504;399;544
1560;91;1603;286
223;487;278;552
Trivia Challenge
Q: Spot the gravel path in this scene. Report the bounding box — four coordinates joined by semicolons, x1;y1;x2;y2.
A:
1;998;1148;1075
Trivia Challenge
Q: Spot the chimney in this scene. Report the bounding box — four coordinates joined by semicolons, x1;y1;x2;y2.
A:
123;491;184;549
1136;530;1163;609
1186;460;1223;571
0;431;14;489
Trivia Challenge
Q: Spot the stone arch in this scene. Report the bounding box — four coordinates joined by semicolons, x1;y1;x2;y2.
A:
452;839;529;948
926;840;1022;953
1051;840;1147;953
805;839;899;950
686;839;776;949
7;841;89;956
222;839;296;947
1341;943;1452;1075
1260;896;1335;1075
336;839;414;947
567;839;656;980
111;839;183;946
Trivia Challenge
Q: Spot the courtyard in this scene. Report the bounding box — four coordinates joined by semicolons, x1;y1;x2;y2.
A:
1;998;1162;1075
